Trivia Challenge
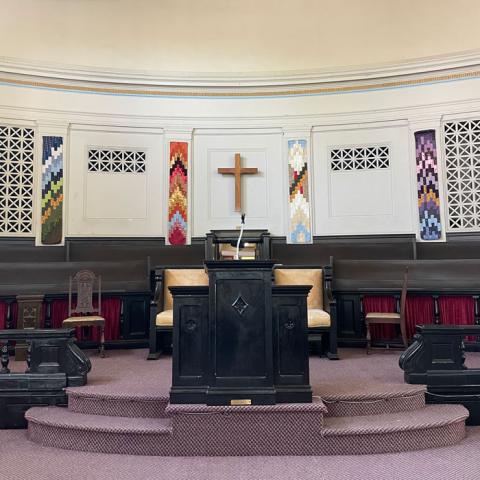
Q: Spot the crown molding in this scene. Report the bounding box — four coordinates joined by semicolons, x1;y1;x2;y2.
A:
1;50;480;96
1;96;480;130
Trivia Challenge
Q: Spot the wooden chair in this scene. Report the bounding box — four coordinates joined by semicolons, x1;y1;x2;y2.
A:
62;270;106;357
148;266;209;359
365;266;408;354
273;263;338;360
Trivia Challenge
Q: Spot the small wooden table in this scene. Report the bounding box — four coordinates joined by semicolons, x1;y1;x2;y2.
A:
62;316;105;358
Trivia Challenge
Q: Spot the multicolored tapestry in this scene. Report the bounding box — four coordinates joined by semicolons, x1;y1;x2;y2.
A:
288;139;312;244
415;130;442;240
41;136;64;245
168;141;188;245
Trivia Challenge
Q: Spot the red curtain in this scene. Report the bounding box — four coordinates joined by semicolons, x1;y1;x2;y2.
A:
10;302;18;328
405;296;434;340
0;301;6;329
50;299;70;329
439;296;475;341
91;298;121;342
363;296;397;340
49;297;121;341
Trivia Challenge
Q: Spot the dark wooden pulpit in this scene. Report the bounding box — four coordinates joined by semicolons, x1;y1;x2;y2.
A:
169;260;312;405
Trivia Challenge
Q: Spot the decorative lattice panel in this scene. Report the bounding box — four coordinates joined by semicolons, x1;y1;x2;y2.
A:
0;125;35;234
415;130;442;240
330;146;390;171
41;136;64;245
167;141;188;245
87;149;146;173
287;139;312;244
444;120;480;231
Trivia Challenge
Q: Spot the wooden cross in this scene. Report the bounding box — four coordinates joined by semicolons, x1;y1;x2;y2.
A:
218;153;259;212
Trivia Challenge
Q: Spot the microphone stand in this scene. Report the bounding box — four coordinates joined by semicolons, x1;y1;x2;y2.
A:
235;213;246;260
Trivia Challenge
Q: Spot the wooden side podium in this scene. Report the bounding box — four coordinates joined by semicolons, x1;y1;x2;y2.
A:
169;261;312;405
15;294;44;361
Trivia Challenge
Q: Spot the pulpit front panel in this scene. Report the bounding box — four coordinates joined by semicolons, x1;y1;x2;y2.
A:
214;279;267;378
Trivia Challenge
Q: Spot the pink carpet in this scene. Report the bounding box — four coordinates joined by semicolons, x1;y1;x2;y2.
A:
2;348;480;479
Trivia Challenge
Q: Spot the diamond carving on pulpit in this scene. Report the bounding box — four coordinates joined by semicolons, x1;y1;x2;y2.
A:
232;293;249;316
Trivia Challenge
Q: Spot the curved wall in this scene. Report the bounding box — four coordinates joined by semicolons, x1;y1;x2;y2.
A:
1;58;480;243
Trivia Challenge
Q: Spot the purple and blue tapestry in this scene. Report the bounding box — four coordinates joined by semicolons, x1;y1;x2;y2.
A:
415;130;441;240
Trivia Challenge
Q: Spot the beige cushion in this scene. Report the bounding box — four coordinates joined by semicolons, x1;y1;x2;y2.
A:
63;316;105;324
163;269;209;310
365;312;400;323
156;310;173;327
274;268;323;309
365;312;400;320
308;308;331;328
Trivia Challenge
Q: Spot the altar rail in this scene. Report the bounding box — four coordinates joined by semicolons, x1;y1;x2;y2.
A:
334;259;480;349
0;328;91;428
400;324;480;424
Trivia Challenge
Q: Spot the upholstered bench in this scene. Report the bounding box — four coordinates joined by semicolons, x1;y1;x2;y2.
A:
273;264;338;360
148;266;208;359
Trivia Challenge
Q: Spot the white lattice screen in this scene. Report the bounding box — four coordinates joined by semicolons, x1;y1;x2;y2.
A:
88;149;146;173
444;120;480;231
0;126;35;234
330;146;390;171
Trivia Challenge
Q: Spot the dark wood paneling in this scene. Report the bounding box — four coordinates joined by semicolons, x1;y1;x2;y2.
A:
177;302;208;380
336;294;363;342
121;294;150;340
273;296;309;387
272;235;416;265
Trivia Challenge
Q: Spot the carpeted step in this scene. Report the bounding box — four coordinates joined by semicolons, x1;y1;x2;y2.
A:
26;407;174;456
319;383;426;417
66;387;169;418
320;404;468;455
25;403;468;457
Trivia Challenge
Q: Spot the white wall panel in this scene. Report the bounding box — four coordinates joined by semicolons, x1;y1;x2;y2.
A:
67;127;164;237
312;124;413;236
192;131;284;236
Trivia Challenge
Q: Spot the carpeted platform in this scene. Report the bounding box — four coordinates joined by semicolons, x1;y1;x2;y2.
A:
23;348;468;456
3;348;480;478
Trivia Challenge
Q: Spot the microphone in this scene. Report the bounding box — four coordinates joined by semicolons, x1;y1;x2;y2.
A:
235;214;246;260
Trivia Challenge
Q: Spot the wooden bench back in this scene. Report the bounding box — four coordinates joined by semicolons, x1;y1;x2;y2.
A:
163;268;209;310
274;268;324;310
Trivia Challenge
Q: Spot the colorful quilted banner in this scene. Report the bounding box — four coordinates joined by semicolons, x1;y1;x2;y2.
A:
288;139;312;244
168;141;188;245
415;130;442;240
41;136;64;245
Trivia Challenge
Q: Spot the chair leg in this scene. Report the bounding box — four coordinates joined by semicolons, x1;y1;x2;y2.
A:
99;325;105;358
147;328;162;360
366;321;371;354
327;333;339;360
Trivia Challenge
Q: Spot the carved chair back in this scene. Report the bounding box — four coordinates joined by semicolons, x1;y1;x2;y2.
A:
69;270;102;317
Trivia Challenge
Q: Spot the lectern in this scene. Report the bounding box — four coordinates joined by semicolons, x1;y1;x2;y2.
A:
169;260;312;405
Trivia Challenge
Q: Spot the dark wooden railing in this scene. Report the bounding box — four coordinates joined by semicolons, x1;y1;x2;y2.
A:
0;328;91;428
400;324;480;425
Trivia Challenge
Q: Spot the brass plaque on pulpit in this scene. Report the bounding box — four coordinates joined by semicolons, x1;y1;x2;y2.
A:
230;399;252;406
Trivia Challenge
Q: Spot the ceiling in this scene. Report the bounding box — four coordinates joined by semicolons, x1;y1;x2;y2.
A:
1;0;480;77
